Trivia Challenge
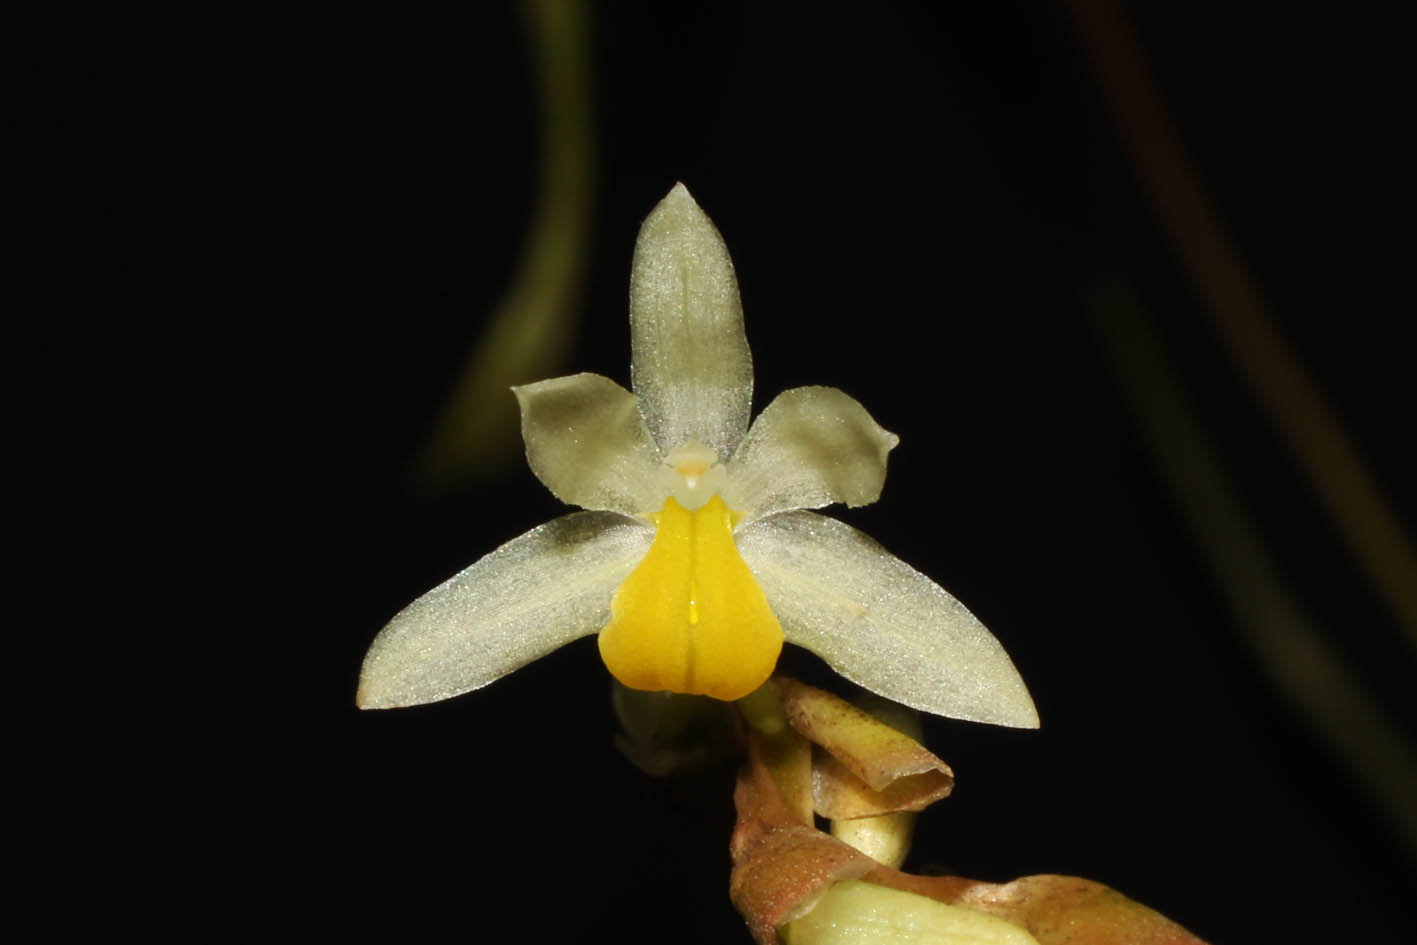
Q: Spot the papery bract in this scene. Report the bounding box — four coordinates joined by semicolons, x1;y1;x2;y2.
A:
731;702;1208;945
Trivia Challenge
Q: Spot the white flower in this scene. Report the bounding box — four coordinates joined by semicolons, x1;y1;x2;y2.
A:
357;184;1037;727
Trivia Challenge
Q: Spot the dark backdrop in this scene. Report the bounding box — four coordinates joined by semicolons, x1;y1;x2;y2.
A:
110;2;1415;940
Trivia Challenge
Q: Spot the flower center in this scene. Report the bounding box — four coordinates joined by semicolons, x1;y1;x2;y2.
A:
656;440;728;512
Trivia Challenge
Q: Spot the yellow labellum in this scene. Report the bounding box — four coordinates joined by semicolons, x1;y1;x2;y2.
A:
598;494;783;700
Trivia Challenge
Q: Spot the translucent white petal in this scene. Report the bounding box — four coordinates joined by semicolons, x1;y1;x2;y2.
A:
513;372;663;516
735;512;1038;727
723;385;899;523
357;512;654;709
629;183;753;458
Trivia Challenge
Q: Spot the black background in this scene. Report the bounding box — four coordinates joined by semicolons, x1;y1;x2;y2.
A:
54;2;1415;940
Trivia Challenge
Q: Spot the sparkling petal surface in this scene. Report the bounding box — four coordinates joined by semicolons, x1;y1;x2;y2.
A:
357;512;654;709
735;512;1038;727
513;372;663;516
723;385;899;523
629;183;753;458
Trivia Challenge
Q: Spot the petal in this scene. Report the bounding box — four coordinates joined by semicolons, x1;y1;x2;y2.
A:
629;183;753;458
735;512;1038;728
723;386;899;522
356;511;654;709
513;372;663;516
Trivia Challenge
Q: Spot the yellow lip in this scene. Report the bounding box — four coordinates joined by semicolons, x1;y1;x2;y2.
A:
598;494;783;700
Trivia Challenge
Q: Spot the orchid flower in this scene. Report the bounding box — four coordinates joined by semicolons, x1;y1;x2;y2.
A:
357;184;1037;728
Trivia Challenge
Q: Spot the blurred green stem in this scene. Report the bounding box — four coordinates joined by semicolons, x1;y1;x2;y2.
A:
415;0;592;492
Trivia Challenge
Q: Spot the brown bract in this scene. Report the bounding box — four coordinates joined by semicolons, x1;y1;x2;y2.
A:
950;875;1208;945
729;738;876;944
729;679;1209;945
778;678;955;818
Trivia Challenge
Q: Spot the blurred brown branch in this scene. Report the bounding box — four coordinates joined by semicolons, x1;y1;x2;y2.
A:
1066;0;1417;652
1086;269;1417;861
